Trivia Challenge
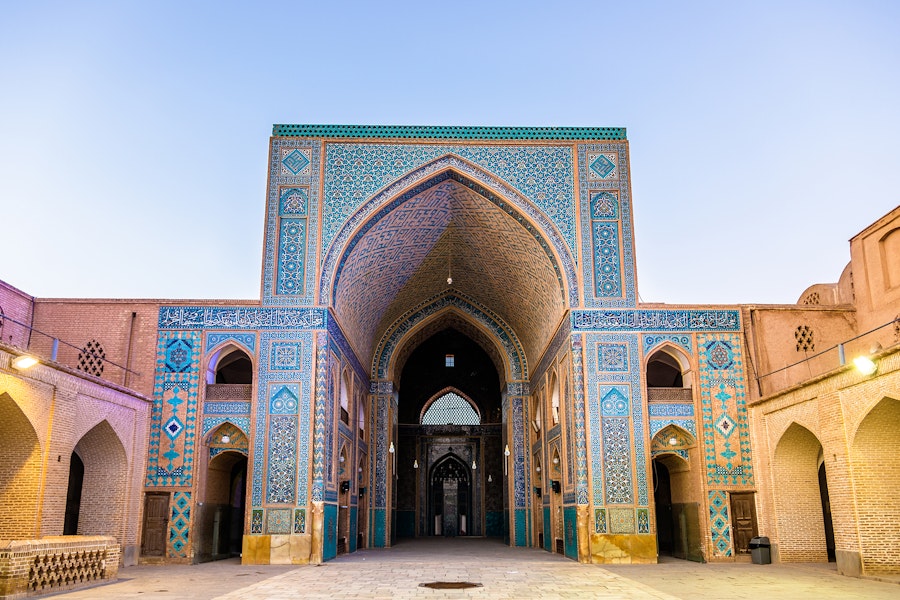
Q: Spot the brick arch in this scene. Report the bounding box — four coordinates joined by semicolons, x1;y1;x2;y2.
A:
772;422;828;562
319;155;577;307
0;392;42;538
73;420;127;540
204;343;255;386
850;396;900;573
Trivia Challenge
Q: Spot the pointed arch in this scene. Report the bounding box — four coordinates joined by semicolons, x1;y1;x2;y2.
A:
850;396;900;573
319;155;577;307
374;292;526;383
73;420;128;539
646;344;693;389
0;392;42;538
773;422;828;562
205;343;254;385
420;387;482;425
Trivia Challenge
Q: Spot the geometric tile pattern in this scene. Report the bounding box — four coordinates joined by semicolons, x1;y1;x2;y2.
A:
642;333;692;355
332;174;565;370
266;508;292;534
203;401;252;415
608;507;635;533
253;330;314;508
202;416;251;435
602;418;633;504
578;143;634;307
271;341;301;370
320;143;577;261
279;186;309;216
251;509;263;534
149;331;201;487
205;332;256;353
647;403;695;418
598;343;628;371
709;490;733;557
276;218;307;295
266;416;297;504
570;337;589;505
698;334;753;487
585;333;648;507
649;418;697;438
168;491;191;558
591;221;621;297
312;332;328;502
269;384;300;414
375;291;525;381
264;140;320;305
273;124;626;140
589;190;619;219
600;385;630;416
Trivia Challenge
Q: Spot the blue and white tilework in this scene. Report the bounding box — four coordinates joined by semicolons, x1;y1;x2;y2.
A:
642;334;692;355
205;332;256;354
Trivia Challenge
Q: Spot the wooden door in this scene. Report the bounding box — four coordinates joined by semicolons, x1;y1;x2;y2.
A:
141;493;170;557
729;492;758;555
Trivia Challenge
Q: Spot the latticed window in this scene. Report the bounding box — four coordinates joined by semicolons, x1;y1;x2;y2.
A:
421;392;480;425
794;325;815;352
77;339;106;376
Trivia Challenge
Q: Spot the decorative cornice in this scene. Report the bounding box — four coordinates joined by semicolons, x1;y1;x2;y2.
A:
273;124;626;141
572;309;741;332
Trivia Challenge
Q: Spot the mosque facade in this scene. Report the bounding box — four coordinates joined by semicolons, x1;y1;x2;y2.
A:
1;126;897;590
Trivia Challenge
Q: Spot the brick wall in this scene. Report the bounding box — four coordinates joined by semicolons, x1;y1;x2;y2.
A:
0;280;34;349
0;345;152;566
850;397;900;573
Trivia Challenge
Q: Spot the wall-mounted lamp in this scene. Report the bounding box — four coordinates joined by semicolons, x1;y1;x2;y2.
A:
413;459;419;469
220;434;231;444
472;460;477;470
339;454;345;462
552;456;560;465
12;355;38;370
668;436;679;446
503;444;511;475
488;474;492;483
389;442;395;453
535;465;541;473
551;480;561;494
853;356;877;376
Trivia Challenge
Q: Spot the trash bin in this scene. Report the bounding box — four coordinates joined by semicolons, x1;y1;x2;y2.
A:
749;536;771;564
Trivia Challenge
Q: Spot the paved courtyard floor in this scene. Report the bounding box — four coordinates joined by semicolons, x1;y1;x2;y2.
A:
49;538;899;600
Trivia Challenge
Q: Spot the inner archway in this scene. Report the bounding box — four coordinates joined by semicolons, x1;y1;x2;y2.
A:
395;328;502;540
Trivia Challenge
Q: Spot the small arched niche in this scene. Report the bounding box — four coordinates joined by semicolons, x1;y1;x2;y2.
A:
206;345;253;385
646;346;693;404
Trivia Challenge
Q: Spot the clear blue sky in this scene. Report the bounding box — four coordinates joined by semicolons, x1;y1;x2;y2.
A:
1;1;897;304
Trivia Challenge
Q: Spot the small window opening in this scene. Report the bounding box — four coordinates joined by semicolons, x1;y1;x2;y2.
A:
445;354;455;367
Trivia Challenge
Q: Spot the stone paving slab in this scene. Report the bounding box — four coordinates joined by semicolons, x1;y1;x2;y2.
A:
46;538;899;600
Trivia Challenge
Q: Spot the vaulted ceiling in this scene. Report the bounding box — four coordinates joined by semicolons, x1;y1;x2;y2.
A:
332;176;567;376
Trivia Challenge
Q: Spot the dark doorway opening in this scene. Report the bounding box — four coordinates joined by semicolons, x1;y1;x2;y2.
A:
818;462;836;562
63;452;84;534
653;459;674;555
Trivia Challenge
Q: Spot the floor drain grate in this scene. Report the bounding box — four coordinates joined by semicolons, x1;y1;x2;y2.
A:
420;582;483;589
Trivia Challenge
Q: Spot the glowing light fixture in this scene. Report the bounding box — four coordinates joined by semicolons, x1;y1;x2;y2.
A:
853;356;877;376
504;445;511;457
389;442;395;454
221;435;231;444
668;437;679;446
413;459;419;469
472;460;477;470
12;355;38;370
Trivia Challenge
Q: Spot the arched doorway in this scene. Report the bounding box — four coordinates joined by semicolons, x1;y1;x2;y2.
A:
195;423;248;562
0;393;42;539
73;420;128;539
773;423;829;562
851;397;900;573
394;328;502;541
